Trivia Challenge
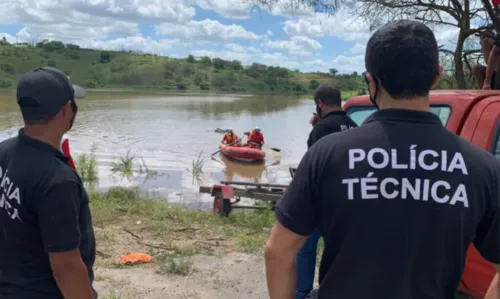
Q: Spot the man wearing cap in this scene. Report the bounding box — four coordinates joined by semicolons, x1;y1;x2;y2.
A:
294;83;358;299
0;67;96;299
265;20;500;299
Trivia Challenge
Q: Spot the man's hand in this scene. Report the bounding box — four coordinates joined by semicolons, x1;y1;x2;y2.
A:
265;221;308;299
49;249;93;299
310;113;320;127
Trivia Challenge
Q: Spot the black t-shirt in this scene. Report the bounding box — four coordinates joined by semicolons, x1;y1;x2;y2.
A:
276;109;500;299
307;111;358;148
0;129;96;299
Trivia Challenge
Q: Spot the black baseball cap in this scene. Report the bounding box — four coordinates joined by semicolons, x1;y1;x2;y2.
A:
16;67;85;119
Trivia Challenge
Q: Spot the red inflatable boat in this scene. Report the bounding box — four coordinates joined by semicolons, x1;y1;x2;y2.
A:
219;142;265;163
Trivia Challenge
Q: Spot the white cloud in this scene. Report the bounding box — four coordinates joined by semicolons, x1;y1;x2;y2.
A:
264;36;322;56
266;30;274;36
156;19;262;42
191;0;314;19
193;0;253;19
83;37;180;54
0;0;195;44
331;55;365;74
283;8;370;42
350;43;366;54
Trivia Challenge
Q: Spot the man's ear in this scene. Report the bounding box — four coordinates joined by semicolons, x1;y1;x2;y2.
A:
62;101;73;119
365;73;378;99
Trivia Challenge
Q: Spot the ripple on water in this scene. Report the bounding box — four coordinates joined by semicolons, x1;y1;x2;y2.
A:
0;92;314;208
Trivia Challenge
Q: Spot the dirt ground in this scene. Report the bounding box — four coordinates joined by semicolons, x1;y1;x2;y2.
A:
94;253;267;299
92;220;270;299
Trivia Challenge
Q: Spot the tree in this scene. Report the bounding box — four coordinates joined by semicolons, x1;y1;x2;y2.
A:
212;58;226;69
100;51;111;63
199;56;212;66
309;79;320;90
186;55;196;63
329;68;338;76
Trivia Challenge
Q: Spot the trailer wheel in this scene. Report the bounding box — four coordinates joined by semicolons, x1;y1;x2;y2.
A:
213;197;231;217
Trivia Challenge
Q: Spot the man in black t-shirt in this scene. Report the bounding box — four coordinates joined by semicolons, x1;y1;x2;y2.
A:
0;67;96;299
296;84;357;299
265;20;500;299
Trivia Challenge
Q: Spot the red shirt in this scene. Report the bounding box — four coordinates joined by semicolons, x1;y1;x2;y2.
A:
246;131;264;144
60;136;77;171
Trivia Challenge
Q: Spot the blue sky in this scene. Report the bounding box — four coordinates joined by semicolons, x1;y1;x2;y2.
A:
0;0;459;73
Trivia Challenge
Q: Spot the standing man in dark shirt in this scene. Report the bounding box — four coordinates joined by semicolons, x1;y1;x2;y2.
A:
296;84;357;299
0;67;97;299
265;20;500;299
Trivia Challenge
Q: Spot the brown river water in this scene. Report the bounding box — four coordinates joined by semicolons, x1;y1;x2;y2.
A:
0;90;318;208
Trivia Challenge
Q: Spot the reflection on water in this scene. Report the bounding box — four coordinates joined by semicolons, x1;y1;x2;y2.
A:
0;91;314;206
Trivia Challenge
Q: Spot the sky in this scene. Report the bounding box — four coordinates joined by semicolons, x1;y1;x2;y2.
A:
0;0;462;74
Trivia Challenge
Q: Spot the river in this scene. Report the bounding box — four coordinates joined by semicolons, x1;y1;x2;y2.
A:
0;90;317;208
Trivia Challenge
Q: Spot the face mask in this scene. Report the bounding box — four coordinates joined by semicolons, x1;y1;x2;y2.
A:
316;105;322;116
68;100;78;131
363;73;379;110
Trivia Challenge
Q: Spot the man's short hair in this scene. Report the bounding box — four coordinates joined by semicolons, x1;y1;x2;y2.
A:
314;84;342;106
365;20;439;99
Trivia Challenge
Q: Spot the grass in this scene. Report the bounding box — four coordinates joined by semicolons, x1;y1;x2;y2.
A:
111;150;135;180
156;252;194;276
76;144;99;183
90;187;275;254
190;151;205;185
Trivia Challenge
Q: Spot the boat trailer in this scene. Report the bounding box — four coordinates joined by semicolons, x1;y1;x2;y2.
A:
199;180;288;217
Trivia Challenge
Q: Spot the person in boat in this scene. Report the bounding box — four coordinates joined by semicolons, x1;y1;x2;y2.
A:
244;127;264;148
473;29;500;89
294;83;358;299
265;20;500;299
222;128;240;146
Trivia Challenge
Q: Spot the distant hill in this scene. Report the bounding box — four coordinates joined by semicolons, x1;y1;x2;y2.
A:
0;37;366;96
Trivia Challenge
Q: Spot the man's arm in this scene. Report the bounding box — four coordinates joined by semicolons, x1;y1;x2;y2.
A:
485;272;499;299
473;166;500;299
266;149;320;298
266;222;307;299
38;181;93;299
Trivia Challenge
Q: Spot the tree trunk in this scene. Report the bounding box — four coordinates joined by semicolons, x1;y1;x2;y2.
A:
454;30;466;89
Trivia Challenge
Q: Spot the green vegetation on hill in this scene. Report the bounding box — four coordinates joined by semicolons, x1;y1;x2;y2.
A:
0;37;366;95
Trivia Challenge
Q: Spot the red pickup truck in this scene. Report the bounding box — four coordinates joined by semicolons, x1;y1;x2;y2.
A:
343;90;499;299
